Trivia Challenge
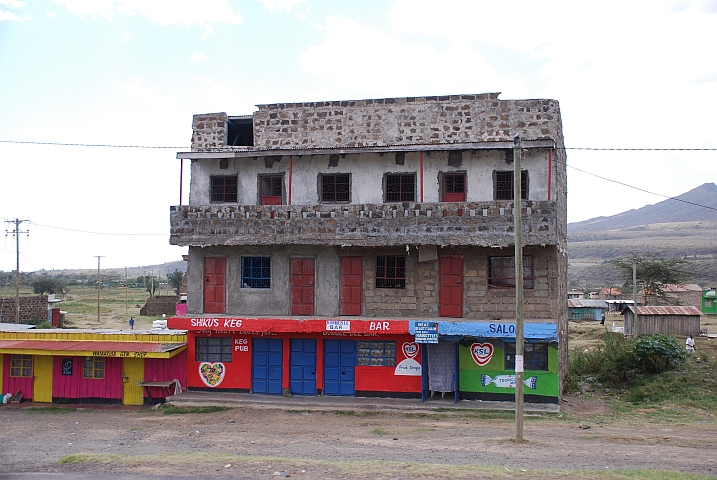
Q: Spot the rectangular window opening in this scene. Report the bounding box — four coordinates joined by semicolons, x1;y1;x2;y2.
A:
442;173;466;202
10;354;33;377
504;342;548;371
227;117;254;147
357;341;396;366
376;256;406;289
321;174;350;202
385;174;415;202
83;357;105;379
195;337;233;362
211;176;238;203
242;256;271;288
260;175;283;205
494;170;528;200
488;255;534;289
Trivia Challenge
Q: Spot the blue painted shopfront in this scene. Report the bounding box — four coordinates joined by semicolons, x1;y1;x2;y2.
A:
252;338;283;395
290;338;317;395
324;340;356;396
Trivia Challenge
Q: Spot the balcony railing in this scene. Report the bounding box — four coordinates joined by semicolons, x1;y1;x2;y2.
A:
169;201;558;248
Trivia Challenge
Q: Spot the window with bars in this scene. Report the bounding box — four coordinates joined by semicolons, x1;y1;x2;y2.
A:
320;174;350;202
10;354;32;377
504;342;548;371
442;173;466;202
488;255;534;289
384;174;416;202
260;175;283;205
357;341;396;366
242;256;271;288
210;176;238;203
83;357;105;379
195;337;233;362
376;256;406;289
494;170;528;200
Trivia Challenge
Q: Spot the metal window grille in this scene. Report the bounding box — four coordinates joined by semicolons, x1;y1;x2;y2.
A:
376;256;406;289
495;171;527;200
195;337;233;362
488;255;534;289
504;342;548;371
10;354;32;377
321;174;350;202
357;341;396;366
83;357;105;379
385;174;415;202
241;256;271;288
210;176;238;203
443;173;466;194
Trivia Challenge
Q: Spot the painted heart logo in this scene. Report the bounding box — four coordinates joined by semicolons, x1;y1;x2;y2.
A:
470;343;494;366
199;362;225;387
402;342;419;359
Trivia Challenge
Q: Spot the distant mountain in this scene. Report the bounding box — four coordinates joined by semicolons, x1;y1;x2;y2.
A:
569;183;717;233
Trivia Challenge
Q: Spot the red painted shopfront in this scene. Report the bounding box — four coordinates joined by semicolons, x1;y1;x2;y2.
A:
167;317;423;398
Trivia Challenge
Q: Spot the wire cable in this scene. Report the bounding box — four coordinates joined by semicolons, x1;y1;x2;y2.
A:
0;140;186;149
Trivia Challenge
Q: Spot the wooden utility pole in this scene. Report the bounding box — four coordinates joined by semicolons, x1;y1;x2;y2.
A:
95;256;104;323
125;267;129;314
513;135;525;443
5;219;30;324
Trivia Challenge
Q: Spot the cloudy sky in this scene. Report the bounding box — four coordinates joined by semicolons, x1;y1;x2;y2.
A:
1;0;715;272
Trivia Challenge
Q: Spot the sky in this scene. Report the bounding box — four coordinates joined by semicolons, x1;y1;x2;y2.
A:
0;0;716;273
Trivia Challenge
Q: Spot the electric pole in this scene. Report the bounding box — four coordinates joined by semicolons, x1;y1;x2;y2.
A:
125;266;129;314
513;135;525;443
95;256;104;324
5;219;30;324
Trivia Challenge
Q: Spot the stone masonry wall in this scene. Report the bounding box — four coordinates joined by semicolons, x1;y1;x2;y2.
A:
190;94;563;152
0;296;48;323
170;200;557;248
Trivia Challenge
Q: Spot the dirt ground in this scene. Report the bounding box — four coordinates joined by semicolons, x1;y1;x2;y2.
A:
1;396;716;479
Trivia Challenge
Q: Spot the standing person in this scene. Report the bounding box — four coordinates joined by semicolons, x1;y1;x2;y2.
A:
129;317;135;330
600;312;605;325
686;335;695;354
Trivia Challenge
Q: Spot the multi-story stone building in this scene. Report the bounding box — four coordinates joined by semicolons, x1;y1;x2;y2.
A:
168;93;567;404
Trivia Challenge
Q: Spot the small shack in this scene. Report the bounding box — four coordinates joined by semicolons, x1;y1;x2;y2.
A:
568;299;608;321
702;289;717;315
622;306;701;336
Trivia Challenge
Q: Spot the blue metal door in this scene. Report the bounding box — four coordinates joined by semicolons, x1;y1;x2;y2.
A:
290;338;316;395
324;340;356;396
252;338;283;395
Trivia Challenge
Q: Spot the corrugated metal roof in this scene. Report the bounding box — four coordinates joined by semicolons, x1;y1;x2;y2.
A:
662;284;703;293
0;340;185;353
568;299;608;309
635;306;702;316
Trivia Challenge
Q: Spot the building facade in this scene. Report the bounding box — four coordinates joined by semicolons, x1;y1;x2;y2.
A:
168;93;568;403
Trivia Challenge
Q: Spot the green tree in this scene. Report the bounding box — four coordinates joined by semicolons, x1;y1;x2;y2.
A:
613;254;690;305
32;277;66;296
167;270;185;295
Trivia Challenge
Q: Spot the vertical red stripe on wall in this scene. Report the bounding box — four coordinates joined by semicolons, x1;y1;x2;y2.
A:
282;338;290;391
2;354;34;400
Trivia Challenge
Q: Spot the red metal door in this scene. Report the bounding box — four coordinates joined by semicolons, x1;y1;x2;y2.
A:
290;258;315;315
439;256;463;317
340;257;363;316
203;257;226;314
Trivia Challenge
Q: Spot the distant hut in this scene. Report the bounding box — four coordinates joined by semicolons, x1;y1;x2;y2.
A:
702;289;717;315
568;299;608;321
622;306;701;336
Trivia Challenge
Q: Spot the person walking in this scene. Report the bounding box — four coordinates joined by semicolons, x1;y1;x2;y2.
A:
129;317;135;330
600;312;605;325
686;335;695;354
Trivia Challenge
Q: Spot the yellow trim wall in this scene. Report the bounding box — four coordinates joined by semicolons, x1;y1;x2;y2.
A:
0;331;186;343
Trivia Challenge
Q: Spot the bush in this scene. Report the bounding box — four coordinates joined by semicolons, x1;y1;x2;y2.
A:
633;334;685;373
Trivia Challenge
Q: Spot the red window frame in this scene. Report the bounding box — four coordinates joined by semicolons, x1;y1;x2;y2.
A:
442;173;466;202
384;174;415;202
260;175;283;205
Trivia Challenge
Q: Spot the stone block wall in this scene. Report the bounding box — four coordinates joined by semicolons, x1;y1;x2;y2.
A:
0;296;48;323
140;296;180;316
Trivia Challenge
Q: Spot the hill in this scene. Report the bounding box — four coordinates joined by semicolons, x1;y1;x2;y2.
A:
569;183;717;233
568;183;717;289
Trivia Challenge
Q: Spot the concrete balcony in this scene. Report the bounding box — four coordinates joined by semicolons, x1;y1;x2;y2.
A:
169;201;558;248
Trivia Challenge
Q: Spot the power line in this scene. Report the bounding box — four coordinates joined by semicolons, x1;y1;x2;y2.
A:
0;140;185;149
31;222;166;236
562;147;716;151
